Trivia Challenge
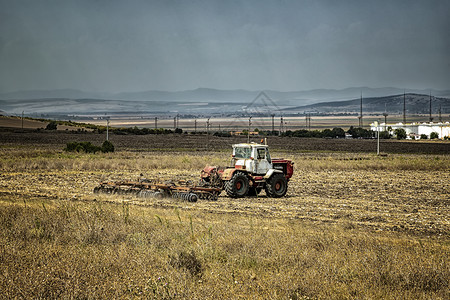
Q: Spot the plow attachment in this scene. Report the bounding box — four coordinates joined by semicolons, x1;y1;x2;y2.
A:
94;180;222;202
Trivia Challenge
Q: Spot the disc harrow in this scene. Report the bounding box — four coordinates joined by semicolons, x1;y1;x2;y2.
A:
94;179;221;202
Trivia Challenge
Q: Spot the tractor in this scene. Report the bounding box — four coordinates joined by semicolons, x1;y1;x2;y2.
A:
201;142;294;198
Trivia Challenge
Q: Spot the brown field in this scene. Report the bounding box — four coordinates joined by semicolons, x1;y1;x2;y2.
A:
0;130;448;299
0;116;89;131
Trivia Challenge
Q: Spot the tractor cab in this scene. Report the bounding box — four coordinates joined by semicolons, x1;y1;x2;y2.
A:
231;143;272;175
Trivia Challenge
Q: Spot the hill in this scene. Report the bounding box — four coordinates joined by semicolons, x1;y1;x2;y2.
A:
2;87;450;103
285;93;450;115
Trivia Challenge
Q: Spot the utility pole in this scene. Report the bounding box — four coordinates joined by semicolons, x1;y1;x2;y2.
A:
194;119;197;133
376;120;380;155
247;116;252;143
106;118;110;141
305;113;311;130
271;114;275;134
429;93;433;122
439;105;442;123
154;117;157;129
206;118;210;150
280;117;284;135
173;116;177;130
21;111;24;129
403;91;406;124
358;92;363;127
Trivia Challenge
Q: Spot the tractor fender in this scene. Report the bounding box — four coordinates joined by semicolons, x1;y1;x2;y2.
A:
221;168;241;181
263;169;283;179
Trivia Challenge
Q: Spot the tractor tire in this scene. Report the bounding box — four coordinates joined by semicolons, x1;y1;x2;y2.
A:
265;173;288;198
224;172;249;198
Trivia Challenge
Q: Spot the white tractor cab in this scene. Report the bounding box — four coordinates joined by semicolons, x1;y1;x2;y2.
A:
232;143;272;175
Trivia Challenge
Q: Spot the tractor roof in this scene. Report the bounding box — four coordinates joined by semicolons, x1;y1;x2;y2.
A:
232;143;268;148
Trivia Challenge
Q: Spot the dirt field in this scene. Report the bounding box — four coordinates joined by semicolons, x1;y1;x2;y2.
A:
1;129;449;154
0;116;88;131
0;131;448;298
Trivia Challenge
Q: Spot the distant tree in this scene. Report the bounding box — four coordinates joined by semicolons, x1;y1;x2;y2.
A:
379;131;391;139
213;131;231;137
347;126;373;138
331;127;345;138
420;134;428;139
292;129;309;137
174;128;183;134
322;128;333;138
394;128;407;140
309;130;323;138
45;121;58;130
430;132;439;139
101;140;115;153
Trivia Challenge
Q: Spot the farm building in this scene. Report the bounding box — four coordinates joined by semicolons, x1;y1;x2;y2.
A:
370;122;450;139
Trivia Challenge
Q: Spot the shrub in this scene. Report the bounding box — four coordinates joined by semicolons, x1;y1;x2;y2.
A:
45;121;58;130
64;141;115;153
101;140;115;153
394;128;407;140
169;250;203;277
420;134;428;140
213;131;231;137
379;131;391;139
430;132;439;139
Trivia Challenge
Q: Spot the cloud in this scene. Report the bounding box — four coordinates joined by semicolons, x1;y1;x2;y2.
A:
0;0;449;93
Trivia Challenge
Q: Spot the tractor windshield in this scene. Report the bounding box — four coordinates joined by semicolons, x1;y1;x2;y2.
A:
234;147;251;159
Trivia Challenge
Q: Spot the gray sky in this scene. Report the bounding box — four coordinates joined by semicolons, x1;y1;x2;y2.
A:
1;0;449;93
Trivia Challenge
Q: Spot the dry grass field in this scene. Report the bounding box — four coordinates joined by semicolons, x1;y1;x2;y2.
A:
0;131;448;299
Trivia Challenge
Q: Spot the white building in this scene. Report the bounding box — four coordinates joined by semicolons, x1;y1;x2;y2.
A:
370;122;450;139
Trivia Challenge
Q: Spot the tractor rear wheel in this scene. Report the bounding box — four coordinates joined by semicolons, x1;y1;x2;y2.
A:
265;173;288;197
224;172;249;198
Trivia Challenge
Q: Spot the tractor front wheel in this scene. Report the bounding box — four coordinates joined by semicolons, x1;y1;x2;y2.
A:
265;173;288;198
224;172;249;198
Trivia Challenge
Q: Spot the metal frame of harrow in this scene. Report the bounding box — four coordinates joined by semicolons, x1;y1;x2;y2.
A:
94;181;222;202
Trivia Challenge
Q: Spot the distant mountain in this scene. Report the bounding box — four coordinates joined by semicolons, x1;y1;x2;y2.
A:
0;98;250;115
0;98;176;115
1;87;450;104
114;88;257;102
0;89;108;100
285;93;450;115
1;88;449;116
